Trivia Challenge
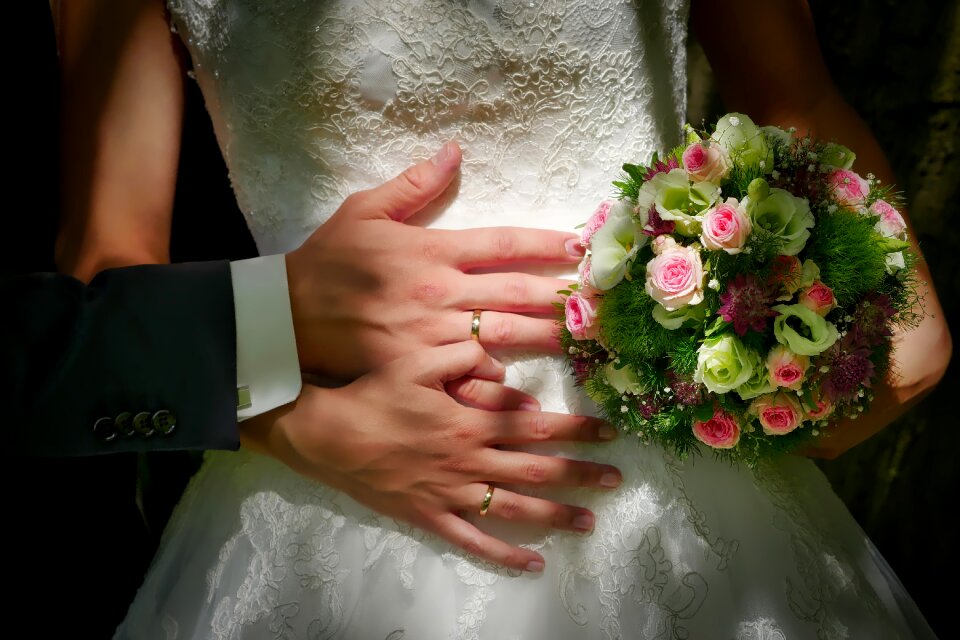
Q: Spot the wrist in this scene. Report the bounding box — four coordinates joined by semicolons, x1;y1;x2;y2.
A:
239;385;334;464
284;250;335;375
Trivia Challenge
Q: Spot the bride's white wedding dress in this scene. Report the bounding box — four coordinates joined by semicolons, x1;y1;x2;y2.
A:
117;1;934;638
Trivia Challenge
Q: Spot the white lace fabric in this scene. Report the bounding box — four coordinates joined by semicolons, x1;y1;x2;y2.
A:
116;1;934;638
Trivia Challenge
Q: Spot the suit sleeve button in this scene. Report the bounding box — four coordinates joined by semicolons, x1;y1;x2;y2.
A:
152;410;177;437
132;412;155;438
114;411;134;437
93;416;118;442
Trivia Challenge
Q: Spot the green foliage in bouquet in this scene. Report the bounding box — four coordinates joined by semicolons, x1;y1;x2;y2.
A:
598;275;680;362
561;112;921;465
805;210;888;307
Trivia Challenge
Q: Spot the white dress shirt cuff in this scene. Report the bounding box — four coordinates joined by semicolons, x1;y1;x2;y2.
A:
230;255;302;420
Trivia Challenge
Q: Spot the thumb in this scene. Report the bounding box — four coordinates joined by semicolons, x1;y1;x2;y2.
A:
411;341;506;387
356;141;462;222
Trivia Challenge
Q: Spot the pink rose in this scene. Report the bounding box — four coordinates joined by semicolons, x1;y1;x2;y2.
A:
581;201;612;247
644;245;704;311
750;393;804;436
692;407;741;449
578;257;592;288
682;141;731;184
798;280;836;316
768;255;803;298
870;199;907;239
804;389;834;421
700;198;751;254
765;345;809;390
565;291;600;340
828;168;870;208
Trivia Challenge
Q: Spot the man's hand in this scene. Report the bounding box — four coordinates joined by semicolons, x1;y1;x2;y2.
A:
285;142;585;378
241;341;622;572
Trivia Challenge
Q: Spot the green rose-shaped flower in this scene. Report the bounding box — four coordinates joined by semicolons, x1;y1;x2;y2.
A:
762;125;793;150
694;333;757;394
636;169;720;236
652;302;707;330
712;113;773;172
772;304;839;356
736;354;776;401
743;186;815;256
820;142;856;169
588;209;646;290
604;362;648;396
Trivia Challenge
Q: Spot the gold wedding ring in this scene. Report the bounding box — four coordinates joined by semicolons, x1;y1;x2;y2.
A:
470;309;483;342
479;484;495;517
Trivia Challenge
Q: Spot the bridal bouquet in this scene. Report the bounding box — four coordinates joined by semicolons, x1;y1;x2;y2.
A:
561;113;921;464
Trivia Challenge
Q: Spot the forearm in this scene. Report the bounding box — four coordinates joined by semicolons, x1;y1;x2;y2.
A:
57;0;184;282
748;97;951;457
695;0;952;456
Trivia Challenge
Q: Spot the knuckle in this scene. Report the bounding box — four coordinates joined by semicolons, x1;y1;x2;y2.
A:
454;378;484;402
497;495;523;521
419;238;444;262
410;280;448;303
452;420;481;443
491;315;514;344
461;536;484;559
528;413;551;440
398;166;428;194
493;230;517;262
440;454;471;475
523;460;550;485
504;277;527;307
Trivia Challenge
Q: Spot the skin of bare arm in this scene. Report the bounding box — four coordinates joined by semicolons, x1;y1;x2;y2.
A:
692;0;952;459
57;0;183;281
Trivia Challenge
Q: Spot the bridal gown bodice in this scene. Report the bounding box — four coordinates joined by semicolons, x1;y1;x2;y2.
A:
117;1;932;639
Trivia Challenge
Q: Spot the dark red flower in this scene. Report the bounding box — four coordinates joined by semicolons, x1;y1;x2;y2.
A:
666;371;705;406
820;342;875;403
643;206;676;237
717;274;778;336
642;156;680;181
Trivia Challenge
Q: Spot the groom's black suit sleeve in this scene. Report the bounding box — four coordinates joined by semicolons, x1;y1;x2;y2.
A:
3;261;241;457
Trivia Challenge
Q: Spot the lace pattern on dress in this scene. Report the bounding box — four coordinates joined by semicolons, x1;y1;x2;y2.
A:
113;1;929;638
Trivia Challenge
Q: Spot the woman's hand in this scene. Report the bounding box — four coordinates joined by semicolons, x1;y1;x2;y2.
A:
241;341;622;572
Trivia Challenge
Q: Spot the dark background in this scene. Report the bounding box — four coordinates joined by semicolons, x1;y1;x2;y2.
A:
162;1;957;635
689;2;958;635
813;3;957;635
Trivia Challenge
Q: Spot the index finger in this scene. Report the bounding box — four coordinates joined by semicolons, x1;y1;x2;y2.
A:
437;227;585;269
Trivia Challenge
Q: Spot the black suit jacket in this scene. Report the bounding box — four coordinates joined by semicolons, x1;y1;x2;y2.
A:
4;262;240;456
2;4;253;635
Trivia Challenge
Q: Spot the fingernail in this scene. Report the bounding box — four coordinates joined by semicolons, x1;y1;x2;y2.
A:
600;472;622;488
565;238;586;257
573;514;594;532
430;141;456;168
519;401;541;412
491;358;506;374
526;560;545;573
598;425;617;440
